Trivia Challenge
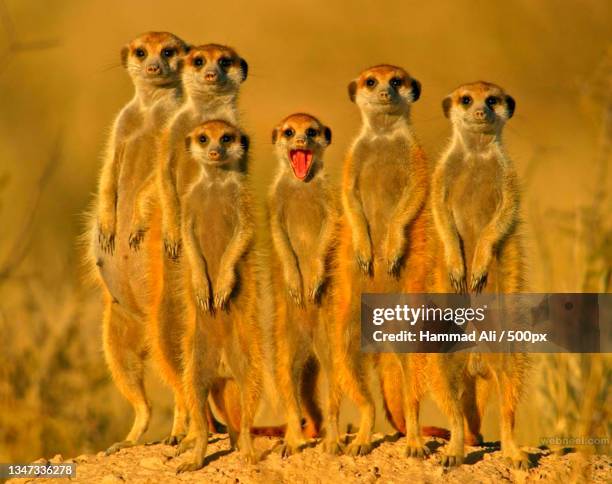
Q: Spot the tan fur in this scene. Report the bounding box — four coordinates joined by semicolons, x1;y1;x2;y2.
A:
175;121;263;473
123;44;248;446
268;113;339;456
89;32;189;454
331;65;430;456
431;81;529;469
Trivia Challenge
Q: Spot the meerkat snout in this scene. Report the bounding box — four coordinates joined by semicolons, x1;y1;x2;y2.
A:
272;113;332;181
442;81;516;132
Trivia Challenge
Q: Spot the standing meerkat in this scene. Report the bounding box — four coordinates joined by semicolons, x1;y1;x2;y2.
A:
176;120;263;472
431;81;529;469
126;43;248;445
268;113;339;456
90;31;189;454
330;65;429;455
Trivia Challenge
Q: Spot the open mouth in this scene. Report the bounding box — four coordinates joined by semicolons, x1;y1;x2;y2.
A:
289;150;313;180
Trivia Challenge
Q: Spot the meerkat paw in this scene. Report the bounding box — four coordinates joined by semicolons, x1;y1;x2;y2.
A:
128;227;148;251
469;269;488;293
405;443;430;459
193;281;212;313
307;278;325;303
176;459;205;474
214;273;235;310
105;440;136;455
323;439;345;455
448;267;467;294
346;440;372;456
163;433;186;446
504;450;530;470
98;230;116;255
278;439;307;458
163;237;182;260
387;254;403;276
440;452;464;467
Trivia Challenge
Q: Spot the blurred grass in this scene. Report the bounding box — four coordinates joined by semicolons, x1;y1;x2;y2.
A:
0;0;610;462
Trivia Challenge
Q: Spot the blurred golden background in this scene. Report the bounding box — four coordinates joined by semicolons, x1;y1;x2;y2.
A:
0;0;609;462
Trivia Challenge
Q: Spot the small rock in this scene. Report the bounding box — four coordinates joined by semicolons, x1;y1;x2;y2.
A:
139;456;168;471
74;454;89;463
49;454;63;463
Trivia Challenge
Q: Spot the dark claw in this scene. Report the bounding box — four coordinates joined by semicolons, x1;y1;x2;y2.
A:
99;232;115;255
388;256;402;276
128;229;146;251
440;454;464;467
214;293;230;311
405;445;431;458
164;239;182;260
450;273;467;294
309;281;323;302
470;272;488;294
357;257;371;275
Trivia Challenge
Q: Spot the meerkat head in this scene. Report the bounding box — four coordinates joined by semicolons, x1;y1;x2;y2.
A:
182;44;248;97
185;120;249;171
348;65;421;115
442;81;515;134
271;113;332;181
121;32;189;87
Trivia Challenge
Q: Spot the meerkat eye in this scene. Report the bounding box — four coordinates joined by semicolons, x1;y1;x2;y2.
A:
193;57;204;67
485;96;499;108
283;128;295;138
198;135;207;144
306;128;318;138
460;95;473;106
390;77;403;88
219;57;233;68
221;134;234;143
365;78;377;88
162;48;175;58
135;48;146;58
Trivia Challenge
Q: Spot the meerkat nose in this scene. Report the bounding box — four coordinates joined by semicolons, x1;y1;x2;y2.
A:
204;71;218;82
378;90;390;101
146;63;161;74
209;150;220;160
474;109;485;120
295;137;306;147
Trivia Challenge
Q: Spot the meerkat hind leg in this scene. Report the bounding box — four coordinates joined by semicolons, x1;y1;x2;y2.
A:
400;356;429;459
103;305;151;455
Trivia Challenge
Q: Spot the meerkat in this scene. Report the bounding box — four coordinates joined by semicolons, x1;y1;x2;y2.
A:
431;81;529;469
89;31;189;454
268;113;340;456
125;43;248;446
328;64;431;456
175;120;263;472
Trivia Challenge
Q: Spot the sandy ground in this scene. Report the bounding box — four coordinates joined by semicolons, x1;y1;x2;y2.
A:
10;433;611;484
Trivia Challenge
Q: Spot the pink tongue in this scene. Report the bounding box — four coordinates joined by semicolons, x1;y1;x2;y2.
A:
290;150;311;179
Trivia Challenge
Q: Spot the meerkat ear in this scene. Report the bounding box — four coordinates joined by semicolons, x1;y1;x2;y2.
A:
239;58;248;81
183;43;191;54
120;46;129;68
241;135;250;152
410;78;421;102
324;126;332;145
271;128;279;144
185;136;191;150
505;95;516;118
442;96;452;118
348;81;357;103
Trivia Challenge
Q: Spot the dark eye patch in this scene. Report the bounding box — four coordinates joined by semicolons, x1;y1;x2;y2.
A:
365;77;377;88
460;95;472;106
193;57;204;67
390;77;403;88
485;96;499;108
198;135;207;143
219;57;233;68
306;127;318;138
162;47;175;58
135;48;146;58
221;134;234;143
283;128;294;138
